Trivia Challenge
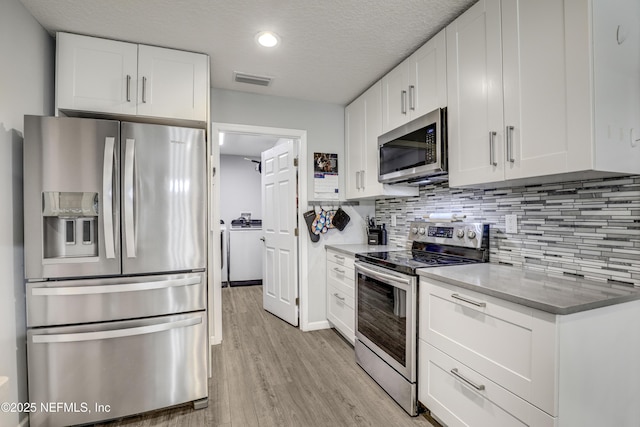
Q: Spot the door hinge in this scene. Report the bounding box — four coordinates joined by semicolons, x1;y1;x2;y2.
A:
293;157;299;167
294;227;299;237
295;297;299;306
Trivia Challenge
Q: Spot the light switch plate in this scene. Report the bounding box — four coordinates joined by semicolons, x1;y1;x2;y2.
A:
505;214;518;234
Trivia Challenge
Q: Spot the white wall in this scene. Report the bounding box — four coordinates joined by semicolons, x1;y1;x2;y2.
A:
0;1;54;425
219;154;262;226
211;89;374;327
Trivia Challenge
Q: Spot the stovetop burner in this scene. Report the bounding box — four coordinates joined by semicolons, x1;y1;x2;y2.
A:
355;221;490;275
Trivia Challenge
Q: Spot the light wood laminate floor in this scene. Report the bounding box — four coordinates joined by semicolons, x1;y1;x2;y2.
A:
97;285;434;427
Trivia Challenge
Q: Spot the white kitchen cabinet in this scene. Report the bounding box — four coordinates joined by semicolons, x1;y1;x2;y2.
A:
419;277;640;427
56;33;138;116
345;82;417;199
326;249;356;343
447;0;640;188
381;29;447;133
56;32;209;123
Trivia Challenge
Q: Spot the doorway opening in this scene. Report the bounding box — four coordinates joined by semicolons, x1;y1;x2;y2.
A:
209;123;307;345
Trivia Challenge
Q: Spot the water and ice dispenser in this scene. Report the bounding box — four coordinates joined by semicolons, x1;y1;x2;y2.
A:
42;191;99;259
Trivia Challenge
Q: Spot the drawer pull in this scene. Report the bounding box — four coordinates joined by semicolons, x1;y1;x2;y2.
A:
451;368;485;391
333;267;346;274
451;293;486;308
333;293;345;302
333;255;345;260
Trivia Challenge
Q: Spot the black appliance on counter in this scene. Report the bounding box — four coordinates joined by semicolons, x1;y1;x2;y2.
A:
354;221;489;416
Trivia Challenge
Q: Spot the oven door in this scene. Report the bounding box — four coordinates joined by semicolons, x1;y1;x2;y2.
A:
355;261;417;382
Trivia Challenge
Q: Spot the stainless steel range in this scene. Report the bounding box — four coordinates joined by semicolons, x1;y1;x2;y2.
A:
354;221;489;416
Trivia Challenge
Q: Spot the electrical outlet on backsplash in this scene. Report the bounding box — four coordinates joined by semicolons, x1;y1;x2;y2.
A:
376;175;640;287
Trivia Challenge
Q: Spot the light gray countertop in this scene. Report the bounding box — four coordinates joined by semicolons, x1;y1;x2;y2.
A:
417;263;640;315
325;244;404;257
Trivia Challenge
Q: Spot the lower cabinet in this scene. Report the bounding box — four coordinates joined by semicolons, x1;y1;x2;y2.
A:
326;249;356;344
418;277;640;427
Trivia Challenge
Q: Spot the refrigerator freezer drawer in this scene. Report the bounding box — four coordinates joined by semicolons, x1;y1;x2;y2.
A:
27;312;208;427
27;272;205;327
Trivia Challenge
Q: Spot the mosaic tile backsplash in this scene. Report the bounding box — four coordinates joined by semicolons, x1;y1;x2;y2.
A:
375;175;640;286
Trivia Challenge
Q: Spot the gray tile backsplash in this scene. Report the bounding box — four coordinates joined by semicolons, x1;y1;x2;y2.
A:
375;175;640;286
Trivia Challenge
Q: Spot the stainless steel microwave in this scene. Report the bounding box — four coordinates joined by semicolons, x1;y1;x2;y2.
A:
378;107;447;185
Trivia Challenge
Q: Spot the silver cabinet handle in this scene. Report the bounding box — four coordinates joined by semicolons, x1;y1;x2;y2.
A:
333;292;345;302
360;170;365;190
126;75;131;102
409;85;415;110
102;137;116;259
451;293;486;308
32;316;201;344
32;276;201;296
260;237;265;242
333;267;346;274
142;76;147;103
506;125;515;163
355;170;361;190
451;368;485;391
401;90;407;115
333;254;345;260
489;131;497;166
124;138;136;258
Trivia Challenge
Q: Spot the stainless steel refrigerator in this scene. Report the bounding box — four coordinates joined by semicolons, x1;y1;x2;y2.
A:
23;116;208;427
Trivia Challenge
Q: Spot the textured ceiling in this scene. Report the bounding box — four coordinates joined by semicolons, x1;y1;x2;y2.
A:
19;0;476;105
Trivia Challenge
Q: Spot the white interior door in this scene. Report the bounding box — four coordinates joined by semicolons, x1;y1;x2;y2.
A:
261;140;298;326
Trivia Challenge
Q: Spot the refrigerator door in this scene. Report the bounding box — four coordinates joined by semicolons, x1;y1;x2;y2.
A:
121;122;206;274
24;116;121;280
27;311;208;427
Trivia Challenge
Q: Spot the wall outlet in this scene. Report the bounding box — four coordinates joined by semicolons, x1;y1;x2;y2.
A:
505;214;518;234
391;214;397;227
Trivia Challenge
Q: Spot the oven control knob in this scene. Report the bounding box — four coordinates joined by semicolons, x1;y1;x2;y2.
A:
411;227;418;235
418;227;426;235
456;229;465;239
467;230;477;240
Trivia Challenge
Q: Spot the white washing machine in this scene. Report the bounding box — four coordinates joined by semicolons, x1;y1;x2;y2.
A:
228;227;263;282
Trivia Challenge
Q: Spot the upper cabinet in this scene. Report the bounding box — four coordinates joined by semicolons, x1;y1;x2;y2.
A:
56;32;209;124
382;29;447;133
345;82;418;200
447;0;640;188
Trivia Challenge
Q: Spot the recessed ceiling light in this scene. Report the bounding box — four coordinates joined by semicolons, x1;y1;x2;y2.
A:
256;31;280;48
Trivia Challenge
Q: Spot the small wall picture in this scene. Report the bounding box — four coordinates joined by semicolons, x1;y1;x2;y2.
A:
314;153;338;174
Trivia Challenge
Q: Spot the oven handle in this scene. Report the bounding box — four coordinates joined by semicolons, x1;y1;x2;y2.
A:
355;262;412;286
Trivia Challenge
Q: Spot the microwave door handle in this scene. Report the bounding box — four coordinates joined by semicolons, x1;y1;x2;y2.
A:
124;138;136;258
102;136;116;259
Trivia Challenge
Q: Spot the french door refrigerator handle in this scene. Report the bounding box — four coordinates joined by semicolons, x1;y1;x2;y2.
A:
31;316;202;344
124;138;136;258
31;276;201;296
102;136;116;259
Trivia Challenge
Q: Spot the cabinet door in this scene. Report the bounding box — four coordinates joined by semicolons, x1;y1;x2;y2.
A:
447;0;505;187
361;82;385;197
56;32;138;115
381;62;409;133
592;0;640;173
345;97;364;199
502;0;572;180
137;45;208;122
409;29;447;118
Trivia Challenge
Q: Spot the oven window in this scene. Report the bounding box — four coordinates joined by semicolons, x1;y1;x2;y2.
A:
357;272;407;367
379;123;437;176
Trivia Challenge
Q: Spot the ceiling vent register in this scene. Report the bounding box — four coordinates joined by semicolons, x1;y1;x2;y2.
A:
234;72;273;87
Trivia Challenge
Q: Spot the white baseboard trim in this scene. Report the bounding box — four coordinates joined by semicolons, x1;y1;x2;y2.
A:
303;320;331;331
210;335;222;346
